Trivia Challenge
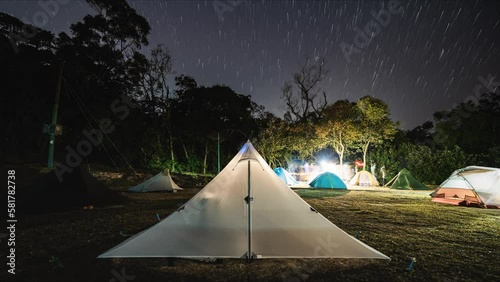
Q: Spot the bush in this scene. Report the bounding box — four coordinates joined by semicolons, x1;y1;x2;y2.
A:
371;143;475;185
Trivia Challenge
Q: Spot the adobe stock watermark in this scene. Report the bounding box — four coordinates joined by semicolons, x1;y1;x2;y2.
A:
212;0;248;22
313;233;341;257
179;196;209;224
339;0;403;63
7;0;69;54
110;267;135;282
54;94;138;182
419;74;499;148
281;261;311;282
432;74;500;146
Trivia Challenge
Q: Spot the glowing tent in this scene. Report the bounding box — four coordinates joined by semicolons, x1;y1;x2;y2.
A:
309;172;347;189
349;171;379;186
385;168;428;190
99;141;389;259
273;167;298;186
129;169;182;192
432;166;500;208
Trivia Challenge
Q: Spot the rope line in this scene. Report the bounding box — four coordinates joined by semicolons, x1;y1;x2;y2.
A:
64;77;136;173
67;86;119;169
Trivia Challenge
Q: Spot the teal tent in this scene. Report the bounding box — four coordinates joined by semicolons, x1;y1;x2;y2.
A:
309;172;347;189
274;167;298;186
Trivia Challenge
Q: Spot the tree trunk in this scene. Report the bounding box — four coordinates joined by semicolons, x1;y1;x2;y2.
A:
338;132;344;179
169;133;175;172
203;141;209;174
339;150;344;179
181;139;189;160
362;141;370;171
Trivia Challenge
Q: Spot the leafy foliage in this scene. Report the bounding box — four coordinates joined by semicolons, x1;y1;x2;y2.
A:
370;143;474;184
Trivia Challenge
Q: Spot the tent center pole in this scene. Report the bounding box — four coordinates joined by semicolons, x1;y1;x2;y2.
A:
247;160;252;260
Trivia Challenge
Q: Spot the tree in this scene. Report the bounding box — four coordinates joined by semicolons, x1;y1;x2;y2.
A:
134;44;174;113
131;44;176;169
316;100;359;178
407;120;434;146
175;83;259;173
52;0;152;166
253;114;290;168
0;13;57;159
434;92;500;153
281;56;328;123
355;96;398;169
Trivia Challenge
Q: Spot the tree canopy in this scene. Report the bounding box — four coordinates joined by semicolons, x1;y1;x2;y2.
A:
1;1;497;183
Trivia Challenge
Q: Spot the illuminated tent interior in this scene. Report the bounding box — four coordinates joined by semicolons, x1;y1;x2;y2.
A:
129;169;182;192
432;166;500;208
349;171;379;186
385;168;428;190
99;141;389;259
309;172;347;189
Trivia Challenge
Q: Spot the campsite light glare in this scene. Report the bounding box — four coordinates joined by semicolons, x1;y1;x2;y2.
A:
289;161;353;183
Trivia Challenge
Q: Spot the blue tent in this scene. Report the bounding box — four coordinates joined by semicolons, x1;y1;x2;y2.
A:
273;167;298;186
309;172;347;189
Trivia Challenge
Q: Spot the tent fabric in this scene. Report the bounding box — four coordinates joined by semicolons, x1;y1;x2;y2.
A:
99;141;389;259
309;172;347;189
432;166;500;208
385;168;428;190
349;171;379;186
273;167;299;186
129;169;182;192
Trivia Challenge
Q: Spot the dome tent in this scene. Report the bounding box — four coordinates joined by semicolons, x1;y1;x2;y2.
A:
432;166;500;208
309;172;347;189
99;141;389;260
349;170;379;186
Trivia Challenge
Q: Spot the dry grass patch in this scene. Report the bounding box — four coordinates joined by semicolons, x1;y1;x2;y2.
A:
3;174;500;282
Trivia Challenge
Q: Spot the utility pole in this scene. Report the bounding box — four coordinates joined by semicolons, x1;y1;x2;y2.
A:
217;132;221;173
47;62;65;169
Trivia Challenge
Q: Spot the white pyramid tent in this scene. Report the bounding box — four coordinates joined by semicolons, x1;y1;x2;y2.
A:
129;169;182;192
99;141;389;259
432;166;500;208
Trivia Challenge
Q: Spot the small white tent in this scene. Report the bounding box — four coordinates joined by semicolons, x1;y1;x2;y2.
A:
129;169;182;193
99;141;389;259
349;171;379;186
432;166;500;208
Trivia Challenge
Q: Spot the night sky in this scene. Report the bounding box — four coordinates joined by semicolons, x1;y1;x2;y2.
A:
1;0;499;129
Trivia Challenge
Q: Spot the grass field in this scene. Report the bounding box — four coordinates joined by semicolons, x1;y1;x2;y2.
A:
2;171;500;282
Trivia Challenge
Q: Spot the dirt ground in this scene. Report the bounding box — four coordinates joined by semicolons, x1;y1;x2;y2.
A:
2;165;500;282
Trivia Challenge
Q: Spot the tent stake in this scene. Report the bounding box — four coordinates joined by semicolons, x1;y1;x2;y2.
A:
354;230;361;238
406;257;416;271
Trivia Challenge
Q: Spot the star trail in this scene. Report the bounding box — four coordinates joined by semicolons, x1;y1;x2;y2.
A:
1;0;499;129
